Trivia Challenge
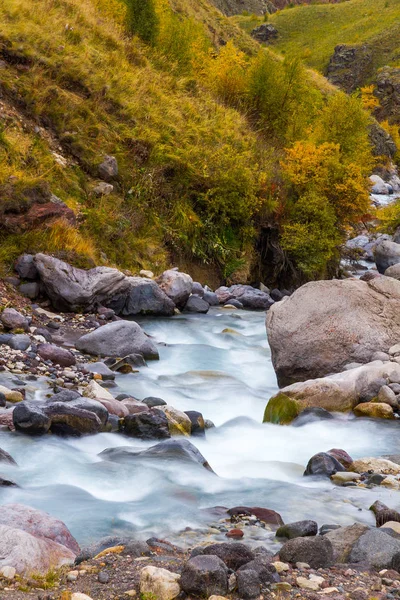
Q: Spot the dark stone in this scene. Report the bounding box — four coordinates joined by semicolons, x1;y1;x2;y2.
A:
185;410;205;437
291;407;334;427
180;555;228;597
350;529;400;569
0;476;18;487
367;473;385;486
14;254;38;280
236;569;261;599
0;308;29;332
100;439;213;472
0;334;13;346
276;520;318;540
34;327;53;342
203;291;219;306
270;289;285;302
75;538;150;564
13;402;51;435
184;296;210;314
227;506;283;525
198;542;254;570
0;393;6;408
192;282;204;297
37;344;76;367
304;452;346;477
225;299;243;309
83;362;115;380
123;409;171;440
44;401;103;436
279;536;334;569
319;524;341;535
0;448;17;465
49;390;81;403
251;23;278;43
98;155;118;181
326;43;373;93
142;396;167;408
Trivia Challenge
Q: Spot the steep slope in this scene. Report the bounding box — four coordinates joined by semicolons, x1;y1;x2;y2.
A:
0;0;375;286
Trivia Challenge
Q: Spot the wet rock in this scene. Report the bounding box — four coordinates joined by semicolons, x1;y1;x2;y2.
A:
279;536;334;569
140;565;180;600
109;276;176;317
14;254;38;280
121;398;149;415
304;452;345;477
226;528;243;538
266;277;400;386
44;402;103;436
328;448;354;469
184;295;210;313
331;471;361;485
50;390;81;403
83;362;115;380
0;385;23;403
353;401;394;419
123;409;171;440
291;407;334;427
217;284;274;310
76;320;158;360
197;543;254;570
226;299;243;309
38;344;76;367
180;555;228;597
101;439;214;472
228;506;283;525
350;529;400;569
75;538;150;563
0;308;29;332
13;402;51;435
156;270;193;309
142;396;167;408
158;405;192;436
276;520;318;539
185;410;205;436
0;448;17;465
107;354;147;371
325;524;369;562
98;155;118;181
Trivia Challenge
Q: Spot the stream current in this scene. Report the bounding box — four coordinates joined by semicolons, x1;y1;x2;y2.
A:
0;308;399;548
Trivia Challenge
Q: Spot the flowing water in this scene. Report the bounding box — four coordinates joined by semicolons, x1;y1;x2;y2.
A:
1;308;400;549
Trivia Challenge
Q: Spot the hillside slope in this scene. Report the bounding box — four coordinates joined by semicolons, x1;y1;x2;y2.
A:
0;0;376;286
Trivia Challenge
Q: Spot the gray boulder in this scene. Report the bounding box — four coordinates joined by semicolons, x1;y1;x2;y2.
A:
156;269;193;308
180;555;228;597
304;453;345;478
203;291;219;306
8;334;31;351
267;277;400;386
216;284;274;310
192;282;204;297
184;295;210;314
325;524;369;563
19;282;40;299
349;529;400;569
33;254;174;316
385;263;400;280
279;536;333;569
197;542;254;570
375;239;400;274
75;321;159;360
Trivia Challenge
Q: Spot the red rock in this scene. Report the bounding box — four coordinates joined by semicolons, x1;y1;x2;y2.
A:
3;202;75;233
328;448;353;469
226;529;244;539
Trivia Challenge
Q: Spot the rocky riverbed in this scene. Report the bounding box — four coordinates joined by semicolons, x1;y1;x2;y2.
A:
4;251;400;599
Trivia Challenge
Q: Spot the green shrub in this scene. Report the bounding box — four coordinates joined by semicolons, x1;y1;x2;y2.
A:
125;0;159;44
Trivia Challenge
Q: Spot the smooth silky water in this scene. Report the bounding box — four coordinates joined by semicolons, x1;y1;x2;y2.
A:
0;308;400;548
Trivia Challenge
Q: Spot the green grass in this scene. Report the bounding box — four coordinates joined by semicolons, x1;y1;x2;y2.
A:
233;0;400;76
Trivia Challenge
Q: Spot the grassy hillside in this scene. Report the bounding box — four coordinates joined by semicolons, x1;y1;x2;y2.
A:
0;0;376;285
234;0;400;75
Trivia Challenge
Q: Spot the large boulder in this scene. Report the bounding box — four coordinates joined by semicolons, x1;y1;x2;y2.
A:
325;524;369;563
267;277;400;386
279;536;333;569
156;270;193;309
13;402;51;435
180;555;228;597
44;402;103;436
0;308;29;332
75;321;159;360
33;254;174;316
216;284;274;310
0;524;75;576
303;452;345;477
0;504;80;554
264;361;400;424
123;409;171;440
375;240;400;273
349;529;400;569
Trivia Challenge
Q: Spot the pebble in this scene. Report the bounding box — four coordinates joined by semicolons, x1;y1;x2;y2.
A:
67;570;79;582
98;571;110;583
273;561;290;573
296;562;310;569
0;566;16;579
296;576;321;591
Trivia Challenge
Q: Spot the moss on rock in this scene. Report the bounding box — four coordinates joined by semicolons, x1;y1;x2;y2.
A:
263;393;300;425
